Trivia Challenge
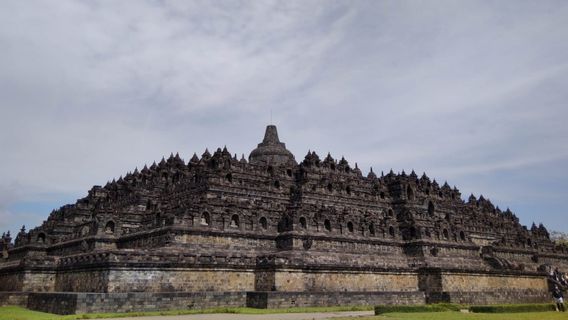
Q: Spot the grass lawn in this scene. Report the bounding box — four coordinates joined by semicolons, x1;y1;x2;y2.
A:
0;306;75;320
0;305;373;320
336;311;568;320
2;305;568;320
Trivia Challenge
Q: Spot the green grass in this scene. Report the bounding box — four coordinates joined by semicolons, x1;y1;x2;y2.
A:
0;305;373;320
0;306;75;320
375;303;559;315
337;311;568;320
375;303;463;314
3;304;568;320
469;303;556;313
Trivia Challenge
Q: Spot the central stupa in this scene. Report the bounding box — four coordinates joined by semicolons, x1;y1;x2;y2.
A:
249;124;296;165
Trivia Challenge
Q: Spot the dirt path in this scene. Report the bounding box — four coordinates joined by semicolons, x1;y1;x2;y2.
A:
102;310;374;320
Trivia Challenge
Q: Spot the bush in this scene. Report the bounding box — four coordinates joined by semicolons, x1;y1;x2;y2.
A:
469;303;557;313
374;303;462;314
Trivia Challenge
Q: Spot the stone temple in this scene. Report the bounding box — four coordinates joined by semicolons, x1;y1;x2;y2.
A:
1;125;567;314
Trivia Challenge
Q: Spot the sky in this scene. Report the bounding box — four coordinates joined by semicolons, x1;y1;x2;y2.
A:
1;1;567;236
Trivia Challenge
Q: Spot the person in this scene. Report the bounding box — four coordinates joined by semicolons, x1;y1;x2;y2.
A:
561;273;568;287
553;285;565;312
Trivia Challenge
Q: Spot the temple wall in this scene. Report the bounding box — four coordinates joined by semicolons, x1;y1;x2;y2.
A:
48;243;92;256
22;271;56;292
441;272;547;292
118;232;276;251
247;291;425;309
254;270;275;291
305;238;404;255
428;289;550;305
419;271;550;304
55;269;109;292
434;246;479;259
106;268;256;292
272;270;419;292
282;238;410;269
0;270;58;292
0;292;28;307
27;292;247;315
0;272;24;291
175;233;275;250
47;241;116;256
494;251;535;264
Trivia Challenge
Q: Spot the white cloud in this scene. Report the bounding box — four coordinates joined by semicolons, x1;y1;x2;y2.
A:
1;0;568;234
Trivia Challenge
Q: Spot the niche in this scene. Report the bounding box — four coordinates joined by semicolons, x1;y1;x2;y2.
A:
37;233;46;243
259;217;268;230
324;219;331;232
299;217;307;229
230;215;240;228
200;212;210;226
428;201;435;216
409;227;417;239
407;185;415;201
105;221;115;234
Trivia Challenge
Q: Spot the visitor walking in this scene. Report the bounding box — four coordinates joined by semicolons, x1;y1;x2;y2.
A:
553;285;565;312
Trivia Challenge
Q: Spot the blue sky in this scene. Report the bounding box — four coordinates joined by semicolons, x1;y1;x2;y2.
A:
1;1;568;236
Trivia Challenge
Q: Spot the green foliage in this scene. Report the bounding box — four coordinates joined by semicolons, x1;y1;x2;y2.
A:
374;303;462;314
468;303;557;313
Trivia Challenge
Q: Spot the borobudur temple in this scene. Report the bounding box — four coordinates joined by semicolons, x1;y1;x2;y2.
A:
1;125;567;314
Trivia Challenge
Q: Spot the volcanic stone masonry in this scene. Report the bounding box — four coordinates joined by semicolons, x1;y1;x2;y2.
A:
1;125;567;314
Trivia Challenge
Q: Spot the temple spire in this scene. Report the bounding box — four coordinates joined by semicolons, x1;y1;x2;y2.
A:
262;125;280;145
249;125;296;166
